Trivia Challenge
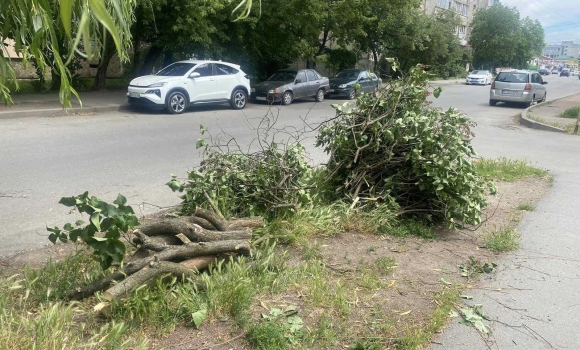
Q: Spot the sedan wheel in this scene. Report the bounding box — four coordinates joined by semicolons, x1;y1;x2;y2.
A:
349;89;356;100
282;91;293;105
230;89;247;110
167;91;187;114
315;89;325;102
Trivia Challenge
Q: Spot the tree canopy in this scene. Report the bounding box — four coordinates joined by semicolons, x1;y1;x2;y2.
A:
469;4;544;69
1;0;493;105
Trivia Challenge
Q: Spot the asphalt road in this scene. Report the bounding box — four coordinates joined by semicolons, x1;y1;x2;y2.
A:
1;73;580;348
0;97;338;256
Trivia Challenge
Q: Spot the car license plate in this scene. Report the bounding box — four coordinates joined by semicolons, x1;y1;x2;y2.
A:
501;90;514;95
129;92;140;98
328;89;335;93
256;96;267;101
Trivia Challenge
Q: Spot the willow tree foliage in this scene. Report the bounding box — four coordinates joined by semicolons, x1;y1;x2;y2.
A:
0;0;255;106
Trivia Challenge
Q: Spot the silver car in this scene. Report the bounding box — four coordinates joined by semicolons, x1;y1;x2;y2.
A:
489;70;548;107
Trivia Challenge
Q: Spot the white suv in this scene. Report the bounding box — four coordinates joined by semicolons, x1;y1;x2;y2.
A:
127;60;251;114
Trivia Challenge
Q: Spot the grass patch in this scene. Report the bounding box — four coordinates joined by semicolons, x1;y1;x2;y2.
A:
0;275;148;349
108;249;288;331
559;106;580;119
246;319;289;349
388;219;434;239
484;226;520;252
376;256;398;274
517;202;536;211
475;158;550;182
21;250;106;303
395;288;460;349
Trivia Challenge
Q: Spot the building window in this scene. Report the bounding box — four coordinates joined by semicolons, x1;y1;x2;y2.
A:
458;25;466;34
437;0;448;8
455;2;468;15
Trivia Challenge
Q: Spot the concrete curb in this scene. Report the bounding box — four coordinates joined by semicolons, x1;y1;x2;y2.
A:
0;104;126;119
519;92;580;133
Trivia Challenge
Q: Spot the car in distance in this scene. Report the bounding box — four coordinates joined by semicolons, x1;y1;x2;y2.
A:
127;60;251;114
466;70;493;85
539;68;550;76
560;68;570;77
251;69;329;105
551;68;559;74
489;70;548;107
326;69;379;99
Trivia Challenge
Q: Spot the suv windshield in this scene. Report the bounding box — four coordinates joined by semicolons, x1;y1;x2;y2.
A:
156;63;195;76
268;71;297;81
335;70;361;80
496;72;529;83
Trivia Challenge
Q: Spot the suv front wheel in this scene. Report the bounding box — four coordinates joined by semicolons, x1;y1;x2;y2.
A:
230;89;247;110
166;91;187;114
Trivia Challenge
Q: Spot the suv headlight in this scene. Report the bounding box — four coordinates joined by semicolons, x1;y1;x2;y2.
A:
148;82;167;88
338;84;347;88
268;89;279;94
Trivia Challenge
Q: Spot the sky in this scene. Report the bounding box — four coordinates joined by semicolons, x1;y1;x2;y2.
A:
501;0;580;44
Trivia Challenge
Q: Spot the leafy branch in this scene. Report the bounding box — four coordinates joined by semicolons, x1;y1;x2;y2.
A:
47;192;139;269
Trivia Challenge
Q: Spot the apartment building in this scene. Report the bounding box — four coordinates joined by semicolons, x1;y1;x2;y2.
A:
421;0;499;45
543;41;580;59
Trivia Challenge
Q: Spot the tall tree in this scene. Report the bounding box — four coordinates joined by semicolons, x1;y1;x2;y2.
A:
469;4;544;69
0;0;136;106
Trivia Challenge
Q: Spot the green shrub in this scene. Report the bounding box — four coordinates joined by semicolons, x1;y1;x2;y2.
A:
559;106;580;119
168;126;315;219
317;63;494;228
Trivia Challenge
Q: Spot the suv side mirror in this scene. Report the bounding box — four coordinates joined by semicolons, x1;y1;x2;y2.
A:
542;81;548;85
295;79;303;84
189;72;201;79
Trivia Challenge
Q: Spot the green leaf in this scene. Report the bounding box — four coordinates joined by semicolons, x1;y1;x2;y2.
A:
63;223;74;231
433;87;443;99
75;220;85;227
440;278;452;285
90;212;101;231
48;233;58;244
58;196;77;207
60;0;72;38
113;194;127;206
192;309;207;328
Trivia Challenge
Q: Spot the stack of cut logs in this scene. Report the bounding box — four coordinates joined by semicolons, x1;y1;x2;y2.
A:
68;208;262;301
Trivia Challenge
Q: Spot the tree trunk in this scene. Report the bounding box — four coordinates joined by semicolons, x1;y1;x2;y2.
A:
93;33;116;91
131;5;143;78
67;239;250;301
372;49;379;73
139;45;165;76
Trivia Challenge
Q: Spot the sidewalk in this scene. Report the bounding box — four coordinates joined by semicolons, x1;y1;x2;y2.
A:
0;90;128;119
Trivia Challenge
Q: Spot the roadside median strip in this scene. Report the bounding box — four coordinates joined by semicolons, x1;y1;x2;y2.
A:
519;92;580;134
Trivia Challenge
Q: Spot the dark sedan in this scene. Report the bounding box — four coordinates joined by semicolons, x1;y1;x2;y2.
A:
326;69;379;99
251;69;330;105
539;69;550;76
